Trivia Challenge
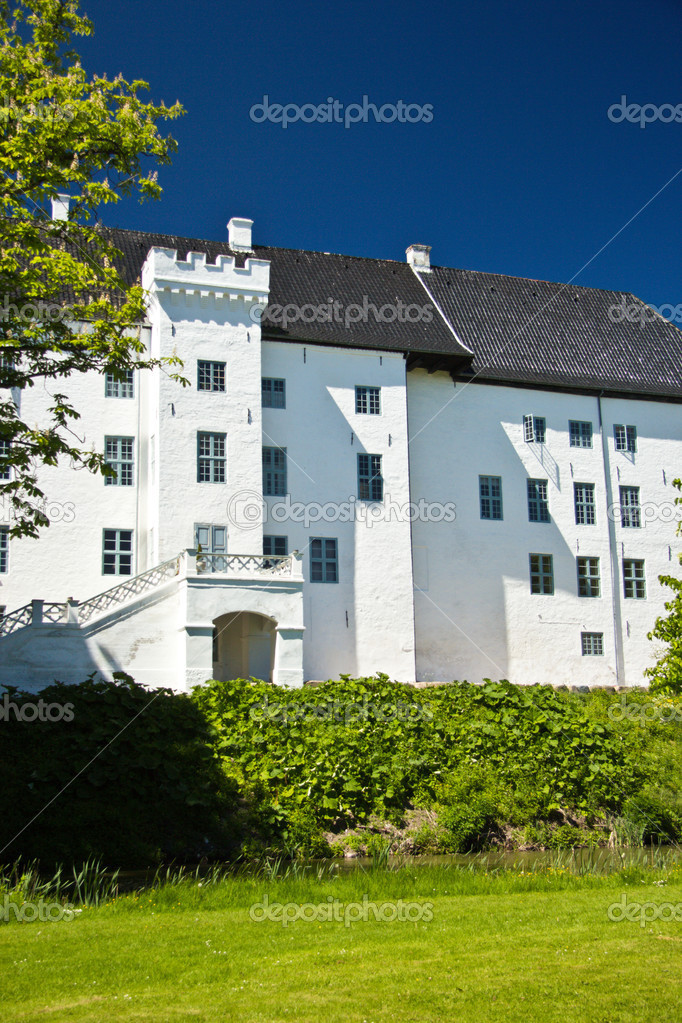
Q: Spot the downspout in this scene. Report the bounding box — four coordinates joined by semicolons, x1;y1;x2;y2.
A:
597;392;624;686
403;353;419;683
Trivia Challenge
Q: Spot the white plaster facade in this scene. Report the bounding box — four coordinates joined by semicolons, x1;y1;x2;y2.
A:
0;217;680;690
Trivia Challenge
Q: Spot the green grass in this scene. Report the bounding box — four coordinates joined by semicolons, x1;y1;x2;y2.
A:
2;864;682;1021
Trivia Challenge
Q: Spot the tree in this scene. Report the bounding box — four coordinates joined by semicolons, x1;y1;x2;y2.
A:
646;477;682;694
0;0;185;536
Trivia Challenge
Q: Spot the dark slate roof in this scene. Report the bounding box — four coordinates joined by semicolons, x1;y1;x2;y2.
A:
105;226;682;399
105;227;470;360
420;266;682;399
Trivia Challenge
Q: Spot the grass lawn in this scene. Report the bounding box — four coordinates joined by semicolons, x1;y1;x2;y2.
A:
1;870;681;1022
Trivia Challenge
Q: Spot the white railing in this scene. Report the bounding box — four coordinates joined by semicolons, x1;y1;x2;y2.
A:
0;548;298;637
0;603;33;636
195;552;294;576
77;553;183;624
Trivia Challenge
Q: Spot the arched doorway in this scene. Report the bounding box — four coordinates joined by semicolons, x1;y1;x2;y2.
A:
212;611;276;682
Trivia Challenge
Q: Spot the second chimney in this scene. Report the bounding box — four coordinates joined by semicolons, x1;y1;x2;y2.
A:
228;217;254;252
51;193;72;221
406;243;431;271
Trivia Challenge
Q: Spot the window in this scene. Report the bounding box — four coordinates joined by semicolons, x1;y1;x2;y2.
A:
105;370;134;398
569;420;593;448
527;479;550;523
581;632;604;656
577;556;600;598
263;446;287;496
574;483;596;525
523;414;546;444
311;537;338;582
0;351;14;384
197;432;226;483
614;424;637;453
529;553;554;595
620;486;641;528
479;475;503;520
263;535;288;557
357;453;383;501
0;527;7;573
0;438;10;481
623;559;646;599
102;528;133;575
262;377;286;409
104;437;134;487
197;361;226;392
355;386;381;415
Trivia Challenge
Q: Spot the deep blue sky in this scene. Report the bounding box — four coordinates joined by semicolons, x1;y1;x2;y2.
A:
78;0;682;307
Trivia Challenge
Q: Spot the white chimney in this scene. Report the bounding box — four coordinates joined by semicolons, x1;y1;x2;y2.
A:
406;243;431;271
51;193;72;221
227;217;254;252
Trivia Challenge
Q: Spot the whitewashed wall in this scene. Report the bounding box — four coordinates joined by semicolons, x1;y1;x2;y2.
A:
260;340;416;682
407;371;682;686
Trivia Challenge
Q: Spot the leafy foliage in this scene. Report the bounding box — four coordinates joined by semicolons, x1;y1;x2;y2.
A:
646;477;682;694
0;0;185;535
192;675;647;852
0;675;238;866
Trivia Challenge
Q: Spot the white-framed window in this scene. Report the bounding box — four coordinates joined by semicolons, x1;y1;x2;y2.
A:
105;369;134;399
529;553;554;595
102;528;133;575
355;386;381;415
262;378;286;409
574;482;596;525
197;361;226;392
263;446;287;496
357;453;383;501
310;537;338;583
581;632;604;656
577;556;600;598
614;424;637;453
0;527;8;574
197;432;226;483
620;486;641;528
623;559;646;599
104;436;134;487
527;479;550;523
479;475;503;520
0;438;10;481
569;420;593;448
523;414;546;444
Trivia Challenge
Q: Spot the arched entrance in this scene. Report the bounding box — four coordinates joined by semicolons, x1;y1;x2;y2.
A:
212;611;276;682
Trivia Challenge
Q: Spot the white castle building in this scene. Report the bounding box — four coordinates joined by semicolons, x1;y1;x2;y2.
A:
1;208;681;690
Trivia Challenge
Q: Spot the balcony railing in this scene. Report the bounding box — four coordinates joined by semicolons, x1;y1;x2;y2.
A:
194;552;294;576
0;549;300;637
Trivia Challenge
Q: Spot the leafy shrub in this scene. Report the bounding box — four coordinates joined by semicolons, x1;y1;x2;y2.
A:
0;675;238;867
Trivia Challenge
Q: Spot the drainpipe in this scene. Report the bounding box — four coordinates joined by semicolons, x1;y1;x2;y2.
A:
597;392;624;686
